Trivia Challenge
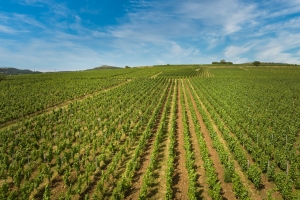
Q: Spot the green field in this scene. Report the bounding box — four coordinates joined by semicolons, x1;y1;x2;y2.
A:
0;66;299;199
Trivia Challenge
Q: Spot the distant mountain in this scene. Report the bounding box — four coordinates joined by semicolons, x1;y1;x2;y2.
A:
0;67;41;75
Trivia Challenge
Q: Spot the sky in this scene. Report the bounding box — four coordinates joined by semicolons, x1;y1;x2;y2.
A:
0;0;300;71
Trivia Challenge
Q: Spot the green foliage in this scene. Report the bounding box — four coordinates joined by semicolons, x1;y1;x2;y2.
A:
267;163;276;181
253;61;261;66
0;74;5;81
0;182;9;199
0;67;300;199
0;73;124;123
43;184;51;200
247;164;262;188
232;173;249;200
212;59;233;64
190;67;300;198
157;66;204;78
224;166;234;183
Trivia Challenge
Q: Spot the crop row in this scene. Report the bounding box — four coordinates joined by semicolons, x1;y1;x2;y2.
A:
0;75;124;124
0;78;170;199
110;79;172;199
190;77;300;199
138;80;174;199
184;80;250;199
165;80;178;199
179;81;198;199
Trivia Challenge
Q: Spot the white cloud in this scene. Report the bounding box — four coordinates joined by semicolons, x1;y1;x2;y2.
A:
2;0;300;70
193;49;201;55
178;0;257;34
168;42;194;58
13;14;45;28
231;57;249;64
0;25;17;34
225;46;250;58
0;13;44;33
260;0;300;19
259;17;300;34
254;33;300;63
17;0;50;6
0;38;103;71
51;3;70;17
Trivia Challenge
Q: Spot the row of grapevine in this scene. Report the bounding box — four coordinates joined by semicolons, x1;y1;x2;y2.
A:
138;80;174;199
1;66;300;199
202;69;300;165
179;81;198;199
184;80;250;199
158;67;204;78
0;75;124;124
185;93;222;199
109;79;172;199
191;76;296;168
190;76;300;199
59;78;171;199
0;78;170;199
165;80;178;199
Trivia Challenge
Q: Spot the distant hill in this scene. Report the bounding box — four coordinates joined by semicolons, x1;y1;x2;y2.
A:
241;62;299;66
92;65;121;70
0;67;41;75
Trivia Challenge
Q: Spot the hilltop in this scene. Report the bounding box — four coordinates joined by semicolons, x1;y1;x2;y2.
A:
0;67;41;75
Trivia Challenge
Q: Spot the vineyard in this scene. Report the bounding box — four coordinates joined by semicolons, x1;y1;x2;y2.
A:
0;66;299;199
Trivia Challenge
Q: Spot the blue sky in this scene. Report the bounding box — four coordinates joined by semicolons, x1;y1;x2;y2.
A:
1;0;300;71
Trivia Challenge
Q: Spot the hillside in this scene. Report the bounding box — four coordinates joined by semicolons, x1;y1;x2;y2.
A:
0;66;299;199
92;65;121;70
0;67;41;75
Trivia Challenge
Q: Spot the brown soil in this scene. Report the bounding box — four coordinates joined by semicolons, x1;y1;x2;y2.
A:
124;136;154;199
102;149;138;199
125;82;172;199
183;80;236;200
187;80;282;199
185;80;260;199
149;80;176;199
25;80;167;200
173;80;189;200
146;127;169;199
49;175;67;199
181;80;211;200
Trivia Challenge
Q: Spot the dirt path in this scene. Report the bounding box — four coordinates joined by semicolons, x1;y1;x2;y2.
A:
150;71;162;78
183;80;236;200
187;79;282;199
173;80;189;200
0;80;131;131
125;81;172;200
181;80;211;200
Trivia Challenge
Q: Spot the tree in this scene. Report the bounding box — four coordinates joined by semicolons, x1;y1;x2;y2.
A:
0;74;5;81
253;61;261;67
220;59;226;64
125;66;130;69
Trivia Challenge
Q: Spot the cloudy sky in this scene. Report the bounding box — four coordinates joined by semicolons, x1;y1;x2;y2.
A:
1;0;300;71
